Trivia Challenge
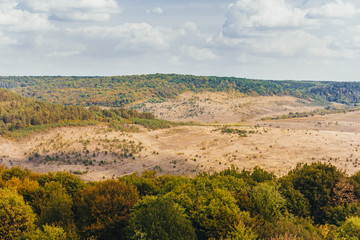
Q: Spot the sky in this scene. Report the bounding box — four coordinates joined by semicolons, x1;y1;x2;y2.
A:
1;0;360;81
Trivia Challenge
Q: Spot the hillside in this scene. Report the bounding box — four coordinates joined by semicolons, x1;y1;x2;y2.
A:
2;77;360;240
0;88;173;137
2;74;360;107
130;92;325;123
1;80;360;180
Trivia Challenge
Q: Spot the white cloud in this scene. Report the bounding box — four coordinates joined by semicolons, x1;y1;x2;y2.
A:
19;0;118;12
18;0;120;21
178;22;199;36
47;50;81;57
348;25;360;49
249;30;341;58
146;7;164;14
223;0;310;38
69;23;173;51
113;23;170;50
0;32;16;45
0;0;359;81
218;0;360;60
52;12;111;21
0;1;51;31
307;0;359;19
182;46;217;61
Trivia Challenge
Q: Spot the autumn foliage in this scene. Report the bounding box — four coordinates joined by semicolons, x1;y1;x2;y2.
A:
0;162;360;239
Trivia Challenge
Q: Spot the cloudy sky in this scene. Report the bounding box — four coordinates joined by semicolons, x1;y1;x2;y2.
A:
1;0;360;81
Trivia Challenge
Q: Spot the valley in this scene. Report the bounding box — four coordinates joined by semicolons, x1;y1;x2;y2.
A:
2;92;360;181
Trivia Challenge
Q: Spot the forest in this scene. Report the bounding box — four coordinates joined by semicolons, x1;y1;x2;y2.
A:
1;162;360;240
1;74;360;107
0;88;174;137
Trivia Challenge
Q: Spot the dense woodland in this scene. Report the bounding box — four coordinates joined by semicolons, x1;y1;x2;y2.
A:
1;162;360;239
1;74;360;107
0;88;173;137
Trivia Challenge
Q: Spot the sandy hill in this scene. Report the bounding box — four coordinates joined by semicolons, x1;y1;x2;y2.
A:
1;92;359;181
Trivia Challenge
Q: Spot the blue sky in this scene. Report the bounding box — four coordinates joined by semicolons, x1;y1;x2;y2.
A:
1;0;360;81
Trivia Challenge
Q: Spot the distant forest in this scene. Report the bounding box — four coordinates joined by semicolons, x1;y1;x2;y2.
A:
1;74;360;107
0;88;173;137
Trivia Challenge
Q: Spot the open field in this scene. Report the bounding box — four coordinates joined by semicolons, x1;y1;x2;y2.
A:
130;92;323;123
1;93;360;181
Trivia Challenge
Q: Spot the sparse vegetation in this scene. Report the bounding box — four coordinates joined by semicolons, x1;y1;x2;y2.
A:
261;105;360;121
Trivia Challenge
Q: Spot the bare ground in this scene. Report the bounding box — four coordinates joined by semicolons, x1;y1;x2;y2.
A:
1;93;359;181
130;92;323;123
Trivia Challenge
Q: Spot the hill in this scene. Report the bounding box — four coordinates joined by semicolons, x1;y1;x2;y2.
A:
2;74;360;107
0;88;173;137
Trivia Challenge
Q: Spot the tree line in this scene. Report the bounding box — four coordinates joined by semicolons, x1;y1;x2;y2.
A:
0;88;173;137
1;162;360;239
2;74;360;107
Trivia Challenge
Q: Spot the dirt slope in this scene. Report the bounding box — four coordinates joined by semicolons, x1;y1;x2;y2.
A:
130;92;322;123
2;93;359;181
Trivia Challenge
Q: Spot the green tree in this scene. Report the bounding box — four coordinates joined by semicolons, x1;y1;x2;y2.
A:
38;182;74;228
278;177;310;218
0;188;36;239
259;216;323;240
334;216;360;239
325;203;360;226
37;171;84;198
225;211;257;240
218;165;275;186
129;196;196;240
288;162;344;224
350;170;360;198
1;166;32;181
78;180;139;240
4;176;40;205
21;225;67;240
252;182;286;222
120;171;160;197
167;178;243;240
